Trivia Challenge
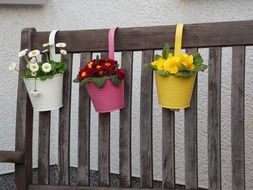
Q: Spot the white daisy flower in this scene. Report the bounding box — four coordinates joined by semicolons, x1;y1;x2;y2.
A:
8;63;17;71
29;63;39;72
31;72;37;77
42;49;49;54
60;49;67;55
28;50;40;58
43;42;53;47
18;49;28;57
56;43;67;48
42;62;52;73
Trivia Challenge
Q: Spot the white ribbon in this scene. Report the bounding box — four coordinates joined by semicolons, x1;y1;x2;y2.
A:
49;30;59;61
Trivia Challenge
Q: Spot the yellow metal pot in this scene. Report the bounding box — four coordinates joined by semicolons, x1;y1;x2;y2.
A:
155;72;196;109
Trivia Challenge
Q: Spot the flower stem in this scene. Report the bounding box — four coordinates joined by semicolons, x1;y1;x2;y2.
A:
23;56;30;64
46;52;50;62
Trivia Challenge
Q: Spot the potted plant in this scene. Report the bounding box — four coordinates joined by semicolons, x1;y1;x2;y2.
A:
73;57;125;113
147;24;207;109
9;42;68;111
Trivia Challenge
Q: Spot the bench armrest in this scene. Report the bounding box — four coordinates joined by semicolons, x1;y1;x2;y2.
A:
0;150;25;163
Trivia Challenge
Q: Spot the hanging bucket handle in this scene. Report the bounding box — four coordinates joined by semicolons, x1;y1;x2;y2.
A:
108;27;118;60
49;30;59;60
174;24;184;56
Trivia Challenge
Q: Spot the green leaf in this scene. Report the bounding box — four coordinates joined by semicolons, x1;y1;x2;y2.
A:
193;53;203;67
91;77;106;88
110;75;121;86
156;70;169;77
73;78;80;83
80;78;89;86
162;43;170;59
175;71;195;78
39;75;48;81
154;54;162;61
196;64;208;72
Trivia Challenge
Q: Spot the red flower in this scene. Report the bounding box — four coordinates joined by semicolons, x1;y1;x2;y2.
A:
78;68;90;80
116;69;125;80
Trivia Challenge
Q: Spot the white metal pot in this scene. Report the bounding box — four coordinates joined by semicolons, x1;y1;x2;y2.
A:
23;74;63;111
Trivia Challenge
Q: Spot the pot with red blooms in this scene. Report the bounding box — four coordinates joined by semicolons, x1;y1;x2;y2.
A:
74;57;125;113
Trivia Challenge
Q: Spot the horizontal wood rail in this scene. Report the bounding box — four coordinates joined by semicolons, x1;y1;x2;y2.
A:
0;150;25;163
29;185;208;190
31;20;253;52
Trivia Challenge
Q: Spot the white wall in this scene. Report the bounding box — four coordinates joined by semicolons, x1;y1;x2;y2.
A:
1;0;253;189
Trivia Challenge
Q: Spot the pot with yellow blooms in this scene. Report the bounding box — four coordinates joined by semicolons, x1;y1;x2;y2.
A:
147;24;207;109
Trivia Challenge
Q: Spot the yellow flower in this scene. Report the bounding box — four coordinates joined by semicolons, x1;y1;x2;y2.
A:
164;56;180;74
180;54;195;70
151;57;166;71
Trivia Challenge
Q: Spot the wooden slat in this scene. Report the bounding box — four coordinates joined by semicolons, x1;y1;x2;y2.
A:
32;21;253;52
162;109;175;188
15;28;35;190
119;51;133;187
38;111;51;185
0;151;25;163
29;185;208;190
58;53;73;185
140;50;153;187
98;52;110;186
184;48;198;189
208;47;222;190
77;52;92;185
231;46;245;190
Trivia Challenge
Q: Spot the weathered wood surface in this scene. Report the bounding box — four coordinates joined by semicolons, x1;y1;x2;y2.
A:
32;21;253;52
58;53;73;185
162;109;175;189
0;151;25;163
184;48;198;189
231;46;245;190
208;47;222;190
98;52;111;186
140;50;153;188
77;53;92;185
38;111;51;185
15;28;35;190
29;185;208;190
119;51;133;187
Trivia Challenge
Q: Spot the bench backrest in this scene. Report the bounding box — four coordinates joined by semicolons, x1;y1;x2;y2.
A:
15;20;253;190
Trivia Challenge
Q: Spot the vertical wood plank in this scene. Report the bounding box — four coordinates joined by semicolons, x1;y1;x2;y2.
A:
162;109;175;189
58;53;73;185
98;52;111;186
119;51;133;187
208;47;222;190
140;50;153;188
231;46;245;190
15;28;35;190
38;111;51;185
78;52;92;185
185;48;198;189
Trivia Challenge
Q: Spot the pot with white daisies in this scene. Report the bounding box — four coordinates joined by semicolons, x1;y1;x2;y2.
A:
9;31;68;111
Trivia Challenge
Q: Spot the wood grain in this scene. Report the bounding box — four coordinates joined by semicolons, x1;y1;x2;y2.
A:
98;52;111;187
140;50;153;188
162;109;175;189
32;21;253;52
231;46;245;190
0;151;25;163
184;48;198;189
119;51;133;187
208;47;222;190
38;111;51;185
58;53;73;185
15;28;35;190
29;185;208;190
77;52;92;185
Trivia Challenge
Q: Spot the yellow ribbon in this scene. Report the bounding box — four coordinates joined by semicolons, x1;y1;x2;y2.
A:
174;24;184;56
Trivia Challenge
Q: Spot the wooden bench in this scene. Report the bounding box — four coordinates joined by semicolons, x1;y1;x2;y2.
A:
0;20;252;190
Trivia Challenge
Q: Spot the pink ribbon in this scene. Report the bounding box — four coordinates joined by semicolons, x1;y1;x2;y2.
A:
108;27;117;60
